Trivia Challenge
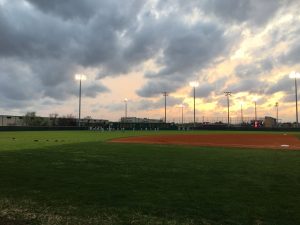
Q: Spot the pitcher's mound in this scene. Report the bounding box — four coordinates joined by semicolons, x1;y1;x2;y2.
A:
111;133;300;150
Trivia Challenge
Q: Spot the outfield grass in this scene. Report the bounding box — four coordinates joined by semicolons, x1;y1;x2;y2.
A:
0;131;299;225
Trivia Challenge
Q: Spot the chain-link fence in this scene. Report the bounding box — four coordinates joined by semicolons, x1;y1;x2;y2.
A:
167;116;265;124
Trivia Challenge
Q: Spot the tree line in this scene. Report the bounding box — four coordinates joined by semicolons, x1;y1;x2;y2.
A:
23;112;78;126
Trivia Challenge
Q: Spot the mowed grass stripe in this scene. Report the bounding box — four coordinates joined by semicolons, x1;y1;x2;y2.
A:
0;131;299;225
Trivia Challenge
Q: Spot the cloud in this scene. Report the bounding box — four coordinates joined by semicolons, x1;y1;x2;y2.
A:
217;97;228;108
227;78;267;94
201;0;282;26
235;64;261;79
156;0;285;26
265;75;293;95
136;80;183;98
0;58;108;108
104;96;184;112
136;20;234;97
0;0;142;108
280;43;300;65
25;0;145;24
0;0;298;121
0;59;41;102
25;0;99;21
196;84;215;98
235;58;274;79
281;94;295;103
187;79;226;98
135;96;184;111
84;83;110;98
228;58;279;96
0;0;259;106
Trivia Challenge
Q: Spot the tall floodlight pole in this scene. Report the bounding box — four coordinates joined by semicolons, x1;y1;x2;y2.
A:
124;98;128;119
177;104;185;124
289;71;300;127
224;92;232;126
275;102;279;126
240;101;244;124
162;92;168;123
253;97;258;121
189;81;199;127
75;74;87;127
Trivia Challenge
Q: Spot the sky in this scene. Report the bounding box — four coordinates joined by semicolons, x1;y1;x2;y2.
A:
0;0;300;123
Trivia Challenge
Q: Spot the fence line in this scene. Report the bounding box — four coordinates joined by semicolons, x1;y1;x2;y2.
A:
168;116;265;124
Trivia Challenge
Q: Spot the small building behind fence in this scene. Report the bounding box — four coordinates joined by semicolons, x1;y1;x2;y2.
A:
264;116;277;128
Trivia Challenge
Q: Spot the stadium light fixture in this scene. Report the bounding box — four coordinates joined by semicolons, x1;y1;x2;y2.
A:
75;74;87;127
75;74;87;81
289;71;300;127
189;81;199;127
189;81;199;88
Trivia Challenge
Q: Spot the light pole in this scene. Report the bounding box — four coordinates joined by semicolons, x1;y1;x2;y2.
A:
162;92;168;123
177;104;185;124
253;97;258;121
289;71;300;127
75;74;87;127
275;102;279;126
189;81;199;127
124;98;128;119
224;92;232;126
240;101;244;124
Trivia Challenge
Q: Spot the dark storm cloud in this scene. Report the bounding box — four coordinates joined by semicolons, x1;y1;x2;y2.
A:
235;64;261;79
226;58;278;96
26;0;145;24
280;43;300;65
157;0;285;26
0;3;77;59
265;75;293;95
196;84;215;98
135;96;184;111
25;0;98;21
136;79;183;98
0;59;41;102
202;0;282;26
0;0;141;107
84;83;110;98
227;78;267;94
187;80;225;99
136;20;234;97
0;0;296;113
235;58;274;79
104;96;184;112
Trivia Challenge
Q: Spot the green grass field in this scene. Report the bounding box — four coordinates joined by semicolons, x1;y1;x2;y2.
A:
0;130;299;225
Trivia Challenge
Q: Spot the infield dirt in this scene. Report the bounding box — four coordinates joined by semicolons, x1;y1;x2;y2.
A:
111;133;300;150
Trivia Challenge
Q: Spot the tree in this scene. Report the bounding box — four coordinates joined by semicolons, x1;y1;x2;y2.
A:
84;116;93;126
49;113;59;126
57;114;77;126
24;112;47;126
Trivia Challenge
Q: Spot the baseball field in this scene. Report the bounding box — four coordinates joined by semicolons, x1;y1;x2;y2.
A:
0;130;299;225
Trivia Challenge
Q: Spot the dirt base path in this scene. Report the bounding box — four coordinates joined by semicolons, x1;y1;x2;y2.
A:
111;133;300;150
